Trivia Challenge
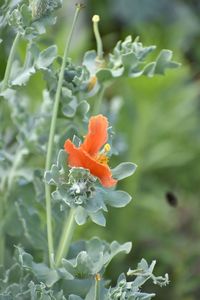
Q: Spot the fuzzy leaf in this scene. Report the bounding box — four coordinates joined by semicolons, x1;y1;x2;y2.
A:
89;210;106;226
16;200;47;251
74;206;88;225
76;101;90;118
11;66;35;86
104;190;132;208
154;49;180;75
112;162;137;180
35;45;57;69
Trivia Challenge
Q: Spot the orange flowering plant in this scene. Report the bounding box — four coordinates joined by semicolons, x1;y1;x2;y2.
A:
0;1;177;298
65;115;117;188
45;114;136;227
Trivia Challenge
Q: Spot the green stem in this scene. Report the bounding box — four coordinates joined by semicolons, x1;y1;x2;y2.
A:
55;208;76;267
0;192;5;266
93;85;106;115
94;274;101;300
1;32;21;92
45;5;82;268
92;15;103;60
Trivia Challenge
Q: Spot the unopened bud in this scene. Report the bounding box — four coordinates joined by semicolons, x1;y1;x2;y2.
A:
92;15;100;22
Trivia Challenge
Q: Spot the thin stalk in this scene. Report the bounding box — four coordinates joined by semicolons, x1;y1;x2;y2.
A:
45;4;82;268
55;208;76;267
93;85;106;115
94;274;101;300
1;32;21;92
0;193;5;265
92;15;103;60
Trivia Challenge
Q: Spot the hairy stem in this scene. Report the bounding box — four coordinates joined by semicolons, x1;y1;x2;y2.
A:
55;208;76;267
1;32;21;92
45;5;82;268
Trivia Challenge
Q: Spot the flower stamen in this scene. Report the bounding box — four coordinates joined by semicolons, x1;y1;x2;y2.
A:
96;143;111;165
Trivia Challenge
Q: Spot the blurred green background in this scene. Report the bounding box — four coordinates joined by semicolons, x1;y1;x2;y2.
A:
1;0;200;299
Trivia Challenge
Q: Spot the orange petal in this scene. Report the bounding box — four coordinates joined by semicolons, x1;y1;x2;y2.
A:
81;115;108;156
64;139;117;188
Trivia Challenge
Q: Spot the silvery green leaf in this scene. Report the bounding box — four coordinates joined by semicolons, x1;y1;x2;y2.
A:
57;149;68;172
110;241;132;257
122;52;138;71
89;210;106;227
85;195;105;213
63;238;132;281
95;36;179;83
8;4;32;34
142;62;156;77
44;164;60;185
104;190;132;208
44;150;68;187
103;241;132;269
35;45;57;69
16;247;63;287
96;68;113;82
86;238;104;258
154;49;180;75
20;4;32;27
33;169;45;202
127;259;169;289
62;86;73;98
83;50;97;74
76;101;90;118
11;66;35;86
31;263;60;287
72;135;82;147
69;295;83;300
62;97;77;118
112;162;137;180
74;206;88;225
15;200;47;251
31;0;62;20
139;258;150;271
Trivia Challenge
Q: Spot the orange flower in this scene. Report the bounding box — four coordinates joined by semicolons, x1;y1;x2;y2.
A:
64;115;117;188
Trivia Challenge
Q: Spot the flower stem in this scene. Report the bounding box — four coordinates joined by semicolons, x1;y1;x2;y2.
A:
1;32;21;92
93;85;106;115
45;4;82;268
55;208;76;267
94;274;101;300
92;15;103;60
0;192;5;265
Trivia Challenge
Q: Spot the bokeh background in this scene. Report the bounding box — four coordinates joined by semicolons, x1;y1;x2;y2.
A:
1;0;200;299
